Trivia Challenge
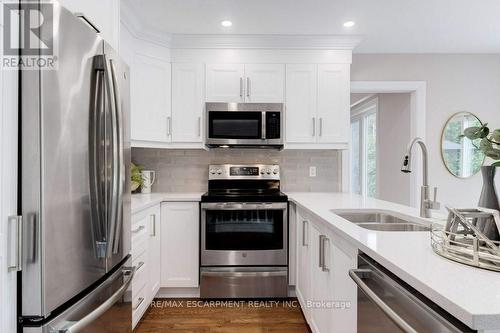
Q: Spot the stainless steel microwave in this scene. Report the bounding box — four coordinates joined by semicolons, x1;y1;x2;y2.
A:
205;102;284;149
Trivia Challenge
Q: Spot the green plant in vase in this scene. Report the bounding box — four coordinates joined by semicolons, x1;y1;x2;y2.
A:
131;162;144;192
461;120;500;212
461;121;500;166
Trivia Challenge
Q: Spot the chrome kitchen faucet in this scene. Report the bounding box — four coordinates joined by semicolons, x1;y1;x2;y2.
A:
401;138;440;218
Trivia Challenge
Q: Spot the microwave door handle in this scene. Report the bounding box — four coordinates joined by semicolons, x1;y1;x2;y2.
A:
240;77;243;100
349;269;418;333
261;112;266;140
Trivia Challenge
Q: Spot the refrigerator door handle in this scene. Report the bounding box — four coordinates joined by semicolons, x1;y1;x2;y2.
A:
90;56;107;258
103;55;120;259
49;266;135;333
109;59;124;255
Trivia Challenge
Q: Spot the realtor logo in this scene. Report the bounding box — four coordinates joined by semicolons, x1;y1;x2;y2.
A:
2;1;58;70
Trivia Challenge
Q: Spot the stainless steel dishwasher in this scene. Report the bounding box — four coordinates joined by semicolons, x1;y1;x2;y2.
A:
349;253;475;333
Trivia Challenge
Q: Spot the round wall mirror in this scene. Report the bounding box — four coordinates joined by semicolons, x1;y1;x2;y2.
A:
441;112;485;178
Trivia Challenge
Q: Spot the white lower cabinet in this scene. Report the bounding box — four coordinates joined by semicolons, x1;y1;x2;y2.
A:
161;202;199;287
295;206;358;333
131;203;161;329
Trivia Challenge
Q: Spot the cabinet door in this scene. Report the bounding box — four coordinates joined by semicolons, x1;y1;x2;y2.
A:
244;64;284;102
58;0;120;51
317;64;350;144
330;237;357;333
161;202;199;288
285;64;317;143
147;205;161;298
310;227;336;333
171;63;204;142
131;54;171;143
295;212;311;318
206;64;244;102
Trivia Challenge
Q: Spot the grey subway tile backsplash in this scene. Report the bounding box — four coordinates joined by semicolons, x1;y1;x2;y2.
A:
132;148;341;193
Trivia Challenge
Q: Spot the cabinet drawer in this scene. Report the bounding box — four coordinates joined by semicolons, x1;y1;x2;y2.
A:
131;221;148;258
132;253;148;290
132;284;148;329
132;251;148;293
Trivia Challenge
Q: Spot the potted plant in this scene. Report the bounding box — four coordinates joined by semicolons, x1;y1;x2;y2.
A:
461;121;500;210
131;162;144;193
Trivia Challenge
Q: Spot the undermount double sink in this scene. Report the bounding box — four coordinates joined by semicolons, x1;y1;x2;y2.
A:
331;210;431;232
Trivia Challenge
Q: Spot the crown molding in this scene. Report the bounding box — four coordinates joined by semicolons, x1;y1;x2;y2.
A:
120;0;362;50
170;34;363;50
120;0;172;48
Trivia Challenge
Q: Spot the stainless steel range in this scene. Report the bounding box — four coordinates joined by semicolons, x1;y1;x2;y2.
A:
200;164;288;298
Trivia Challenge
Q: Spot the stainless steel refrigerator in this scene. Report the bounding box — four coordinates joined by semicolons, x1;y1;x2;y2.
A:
19;3;133;332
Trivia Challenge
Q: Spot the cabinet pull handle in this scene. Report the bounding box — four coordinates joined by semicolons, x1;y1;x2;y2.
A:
319;235;330;272
132;225;145;234
133;297;145;311
240;77;244;99
319;118;323;137
150;214;156;237
312;118;316;137
8;216;22;272
167;116;172;136
302;220;308;246
198;116;201;137
137;261;145;270
246;77;251;98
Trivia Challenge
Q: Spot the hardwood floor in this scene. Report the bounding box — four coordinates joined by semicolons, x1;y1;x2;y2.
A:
135;299;310;333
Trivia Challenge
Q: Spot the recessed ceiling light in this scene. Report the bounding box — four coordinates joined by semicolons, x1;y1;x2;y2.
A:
221;20;233;27
343;21;355;28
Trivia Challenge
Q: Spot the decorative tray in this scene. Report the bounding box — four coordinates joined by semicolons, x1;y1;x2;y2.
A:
431;207;500;272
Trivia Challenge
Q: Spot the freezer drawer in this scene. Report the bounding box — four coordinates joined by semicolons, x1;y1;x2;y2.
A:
24;257;134;333
200;267;288;298
350;254;475;333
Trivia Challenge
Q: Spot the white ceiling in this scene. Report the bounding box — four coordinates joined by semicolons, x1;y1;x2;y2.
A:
124;0;500;53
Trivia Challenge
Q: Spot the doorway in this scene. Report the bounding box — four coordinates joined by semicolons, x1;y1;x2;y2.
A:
350;93;413;205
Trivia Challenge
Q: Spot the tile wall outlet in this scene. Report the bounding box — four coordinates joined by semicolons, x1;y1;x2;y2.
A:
309;166;317;177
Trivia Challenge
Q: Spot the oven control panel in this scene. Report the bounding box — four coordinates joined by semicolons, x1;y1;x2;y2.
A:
208;164;280;180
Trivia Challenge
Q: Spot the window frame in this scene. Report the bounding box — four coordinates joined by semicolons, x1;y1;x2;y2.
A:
351;98;378;197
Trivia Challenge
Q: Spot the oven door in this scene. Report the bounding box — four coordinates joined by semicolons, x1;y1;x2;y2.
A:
206;111;265;145
201;202;288;266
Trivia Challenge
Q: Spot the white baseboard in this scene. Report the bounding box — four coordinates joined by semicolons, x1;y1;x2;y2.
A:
155;287;200;298
154;286;296;299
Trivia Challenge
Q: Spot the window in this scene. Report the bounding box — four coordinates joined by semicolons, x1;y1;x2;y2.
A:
351;99;377;197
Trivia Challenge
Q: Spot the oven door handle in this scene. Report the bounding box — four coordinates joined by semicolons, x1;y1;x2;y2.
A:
201;202;287;210
202;268;287;278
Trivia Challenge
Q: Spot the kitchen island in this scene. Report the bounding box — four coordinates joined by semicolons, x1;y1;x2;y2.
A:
132;192;500;331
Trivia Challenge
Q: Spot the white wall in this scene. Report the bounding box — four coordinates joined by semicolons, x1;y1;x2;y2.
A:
377;93;412;205
352;54;500;208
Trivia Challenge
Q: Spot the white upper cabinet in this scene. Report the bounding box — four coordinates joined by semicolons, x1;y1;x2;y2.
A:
286;64;318;143
317;64;350;144
171;63;205;143
131;54;171;143
58;0;120;51
206;64;285;103
244;64;284;102
206;64;245;102
285;63;350;148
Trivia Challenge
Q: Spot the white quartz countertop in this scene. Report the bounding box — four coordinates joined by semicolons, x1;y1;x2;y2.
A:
131;192;202;214
287;192;500;331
